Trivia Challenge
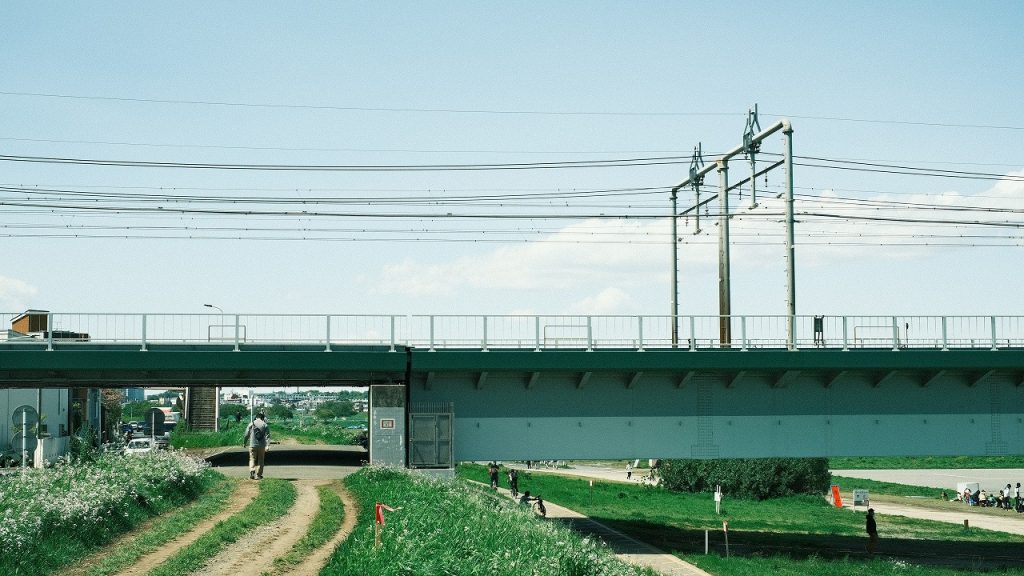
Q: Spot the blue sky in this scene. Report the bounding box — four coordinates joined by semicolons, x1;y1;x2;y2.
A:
0;2;1021;320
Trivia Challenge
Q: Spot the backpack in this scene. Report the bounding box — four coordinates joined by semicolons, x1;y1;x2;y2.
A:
252;423;265;444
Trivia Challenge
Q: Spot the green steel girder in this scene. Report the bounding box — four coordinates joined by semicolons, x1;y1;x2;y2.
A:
0;345;1022;388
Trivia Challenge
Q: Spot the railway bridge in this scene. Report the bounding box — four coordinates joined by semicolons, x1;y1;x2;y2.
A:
2;312;1023;468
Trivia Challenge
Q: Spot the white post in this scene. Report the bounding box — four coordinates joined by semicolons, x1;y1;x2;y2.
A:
586;316;593;351
234;315;241;352
482;316;488;351
740;317;747;351
637;316;645;351
991;316;998;351
389;316;397;352
892;316;899;351
325;315;332;352
941;316;949;351
429;316;435;351
141;314;148;352
21;410;28;469
534;316;541;352
842;316;849;351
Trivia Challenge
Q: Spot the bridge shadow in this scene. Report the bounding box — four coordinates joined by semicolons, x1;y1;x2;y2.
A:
206;445;367;468
593;517;1024;571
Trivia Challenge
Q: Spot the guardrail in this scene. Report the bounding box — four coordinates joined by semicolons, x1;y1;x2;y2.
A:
2;313;1023;352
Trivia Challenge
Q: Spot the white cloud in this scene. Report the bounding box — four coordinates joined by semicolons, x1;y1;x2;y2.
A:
564;287;636;315
0;276;38;312
380;218;672;296
376;173;1024;305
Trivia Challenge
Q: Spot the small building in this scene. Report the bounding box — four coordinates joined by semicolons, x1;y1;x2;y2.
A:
2;310;103;467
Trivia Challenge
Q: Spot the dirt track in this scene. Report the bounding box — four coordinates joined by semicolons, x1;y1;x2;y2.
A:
65;477;358;576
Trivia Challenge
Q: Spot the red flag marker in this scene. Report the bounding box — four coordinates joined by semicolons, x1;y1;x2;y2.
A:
375;501;397;525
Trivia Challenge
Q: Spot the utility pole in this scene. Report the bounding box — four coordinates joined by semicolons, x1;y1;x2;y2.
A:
670;106;796;349
783;122;796;349
671;144;704;348
717;160;731;347
671;186;679;347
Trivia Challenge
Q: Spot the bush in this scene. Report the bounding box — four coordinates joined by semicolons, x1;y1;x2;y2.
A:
659;458;831;500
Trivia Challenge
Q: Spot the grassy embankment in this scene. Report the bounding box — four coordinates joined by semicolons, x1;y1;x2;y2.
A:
78;476;235;576
321;466;657;575
460;464;1024;576
0;451;217;576
171;414;366;448
148;478;296;576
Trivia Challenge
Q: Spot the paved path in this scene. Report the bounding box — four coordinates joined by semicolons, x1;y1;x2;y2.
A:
833;468;1024;492
484;481;710;576
534;464;1024;537
203;444;365;480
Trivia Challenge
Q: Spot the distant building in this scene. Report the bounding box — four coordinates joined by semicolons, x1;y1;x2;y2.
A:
124;388;145;403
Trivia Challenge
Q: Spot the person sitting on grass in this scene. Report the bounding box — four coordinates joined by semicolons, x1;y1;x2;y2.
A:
534;495;547;518
519;491;533;506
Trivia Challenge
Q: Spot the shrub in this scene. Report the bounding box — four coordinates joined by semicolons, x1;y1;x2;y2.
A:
0;451;214;575
659;457;830;500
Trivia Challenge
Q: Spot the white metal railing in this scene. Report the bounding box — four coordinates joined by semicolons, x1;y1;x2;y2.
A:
1;312;1023;352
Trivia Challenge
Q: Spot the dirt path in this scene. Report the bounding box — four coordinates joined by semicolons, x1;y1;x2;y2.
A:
279;483;360;576
195;479;323;576
54;479;235;576
112;480;259;576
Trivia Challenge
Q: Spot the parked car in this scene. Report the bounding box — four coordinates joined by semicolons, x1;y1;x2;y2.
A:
124;438;154;455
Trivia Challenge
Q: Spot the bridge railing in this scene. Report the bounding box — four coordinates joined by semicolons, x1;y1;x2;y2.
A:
2;312;1022;351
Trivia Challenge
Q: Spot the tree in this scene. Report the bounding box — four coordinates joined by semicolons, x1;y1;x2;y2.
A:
122;400;159;422
314;400;355;421
219;403;248;421
267;403;293;419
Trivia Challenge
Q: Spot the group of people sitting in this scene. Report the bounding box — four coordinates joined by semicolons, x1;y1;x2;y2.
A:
955;483;1023;511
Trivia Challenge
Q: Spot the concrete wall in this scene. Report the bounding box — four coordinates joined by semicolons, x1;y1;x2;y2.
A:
411;371;1024;461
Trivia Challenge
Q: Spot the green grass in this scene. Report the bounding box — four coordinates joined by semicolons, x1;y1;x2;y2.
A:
267;482;346;573
147;479;297;576
272;421;361;445
459;464;1024;575
80;475;235;576
0;452;215;576
684;554;1003;576
831;476;946;499
830;455;1024;470
169;425;244;448
322;466;656;575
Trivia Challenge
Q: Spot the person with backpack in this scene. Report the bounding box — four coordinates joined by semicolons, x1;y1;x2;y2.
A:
243;412;271;480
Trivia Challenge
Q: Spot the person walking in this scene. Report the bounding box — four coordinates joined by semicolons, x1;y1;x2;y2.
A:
488;462;500;490
243;412;270;480
865;508;878;554
508;468;519;498
626;462;633;480
1015;482;1021;512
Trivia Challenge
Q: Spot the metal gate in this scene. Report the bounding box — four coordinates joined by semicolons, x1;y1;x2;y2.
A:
409;402;453;468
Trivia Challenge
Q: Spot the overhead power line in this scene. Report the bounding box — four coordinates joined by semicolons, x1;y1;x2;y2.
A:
0;152;1021;182
2;90;1020;130
0;153;691;172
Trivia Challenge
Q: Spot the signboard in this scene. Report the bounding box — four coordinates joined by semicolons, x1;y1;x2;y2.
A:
12;405;38;427
380;418;396;429
853;489;870;507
